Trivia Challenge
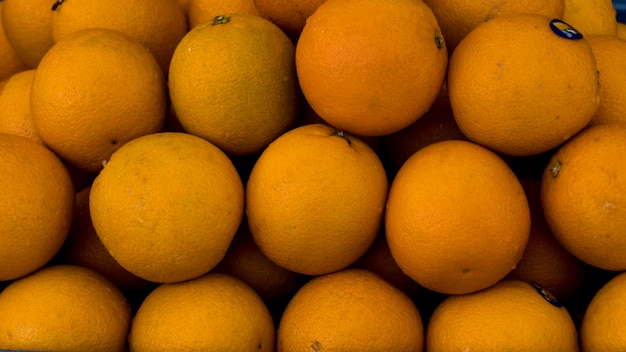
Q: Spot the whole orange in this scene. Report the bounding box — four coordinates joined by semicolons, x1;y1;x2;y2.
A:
51;0;187;75
586;34;626;126
30;28;168;172
246;124;388;276
422;0;565;53
129;272;276;351
278;268;424;351
448;14;601;156
426;279;579;351
295;0;448;136
0;265;131;352
169;14;300;156
385;140;530;294
89;132;244;283
580;271;626;351
0;133;74;281
541;124;626;271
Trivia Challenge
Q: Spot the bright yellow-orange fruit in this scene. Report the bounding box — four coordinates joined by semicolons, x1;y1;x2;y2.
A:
426;279;579;351
422;0;565;53
448;14;600;156
278;268;424;352
1;0;55;67
295;0;448;136
0;265;131;352
51;0;187;75
90;132;244;283
385;140;530;295
129;272;276;351
541;124;626;271
169;14;300;156
586;34;626;126
563;0;618;35
0;69;41;144
0;133;74;281
246;124;388;276
581;271;626;351
186;0;260;29
30;28;168;173
0;3;27;81
254;0;328;39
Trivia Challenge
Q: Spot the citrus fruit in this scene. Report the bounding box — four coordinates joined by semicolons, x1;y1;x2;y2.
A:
246;124;388;276
30;28;168;172
618;22;626;39
580;271;626;351
586;34;626;126
541;123;626;271
128;272;276;351
278;268;424;352
59;186;154;293
89;132;244;283
507;178;585;301
254;0;328;39
385;139;530;294
212;219;305;302
169;14;300;156
425;279;579;351
563;0;618;35
0;69;42;144
0;265;131;352
0;133;74;281
295;0;448;136
0;3;27;81
1;0;55;68
51;0;188;75
447;14;601;156
422;0;565;53
187;0;260;29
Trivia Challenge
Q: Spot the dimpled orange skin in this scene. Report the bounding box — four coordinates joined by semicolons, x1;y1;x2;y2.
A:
385;140;531;295
295;0;448;136
581;271;626;351
246;124;388;276
541;124;626;271
447;14;600;156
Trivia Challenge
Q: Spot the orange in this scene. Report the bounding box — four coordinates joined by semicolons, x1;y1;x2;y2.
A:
0;265;131;352
89;132;244;283
212;219;306;302
580;271;626;351
128;272;276;351
246;124;388;276
0;3;28;81
541;124;626;271
278;268;424;351
422;0;565;54
1;0;55;67
563;0;618;35
382;83;467;172
295;0;448;136
506;178;585;301
169;14;300;156
59;186;155;294
352;232;425;297
618;22;626;39
425;279;579;351
30;28;168;173
186;0;260;29
0;133;74;281
0;69;42;144
51;0;187;75
385;140;530;295
448;14;601;156
586;34;626;126
254;0;328;39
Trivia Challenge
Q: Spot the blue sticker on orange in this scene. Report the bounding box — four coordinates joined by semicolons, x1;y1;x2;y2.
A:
549;19;583;40
531;281;563;307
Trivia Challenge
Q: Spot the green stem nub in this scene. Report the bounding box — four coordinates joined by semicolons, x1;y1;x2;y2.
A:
549;159;562;177
213;15;231;25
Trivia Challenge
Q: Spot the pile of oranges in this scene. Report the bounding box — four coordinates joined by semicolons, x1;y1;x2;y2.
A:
1;0;625;350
